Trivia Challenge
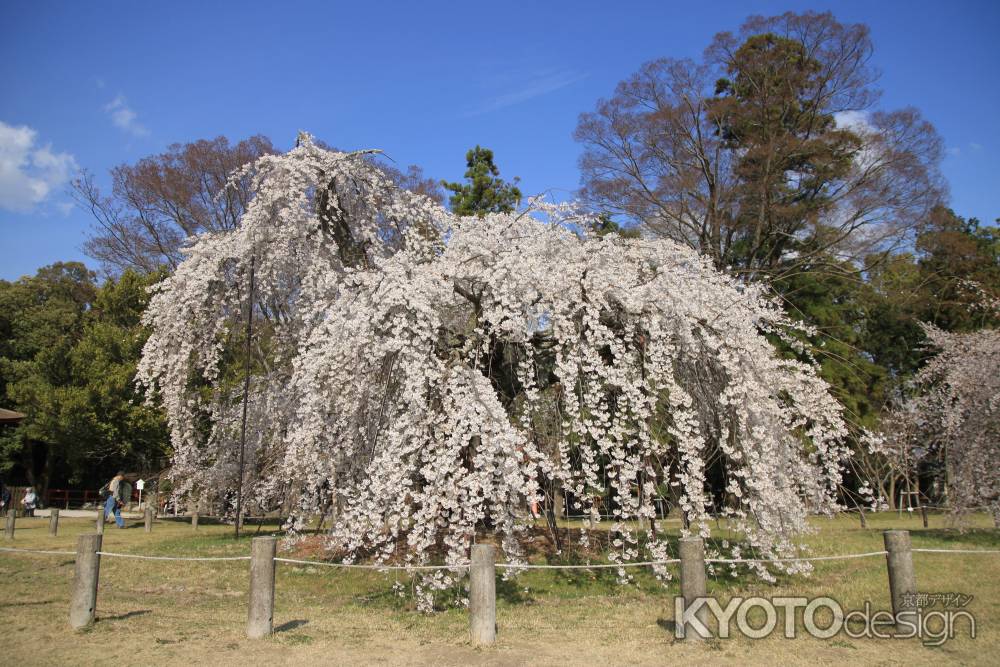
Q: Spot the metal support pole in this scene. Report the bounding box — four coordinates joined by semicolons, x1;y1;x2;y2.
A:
235;254;255;539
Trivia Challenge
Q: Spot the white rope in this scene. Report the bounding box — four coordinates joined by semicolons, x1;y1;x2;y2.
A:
912;548;1000;554
496;559;680;570
96;551;249;562
0;546;76;556
275;557;469;571
707;551;888;564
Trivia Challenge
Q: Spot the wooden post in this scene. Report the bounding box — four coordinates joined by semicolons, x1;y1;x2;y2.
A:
678;537;708;640
144;507;153;533
192;512;199;531
69;533;102;629
470;544;497;646
96;507;105;534
247;536;277;638
49;508;60;536
920;505;928;529
884;530;917;629
4;509;14;539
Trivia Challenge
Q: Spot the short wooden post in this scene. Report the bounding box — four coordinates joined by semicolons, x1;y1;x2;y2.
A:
144;507;153;533
96;507;105;534
470;543;497;645
920;505;928;528
192;511;199;530
49;508;60;536
678;537;708;640
884;530;917;629
247;536;277;638
69;533;102;629
4;509;14;539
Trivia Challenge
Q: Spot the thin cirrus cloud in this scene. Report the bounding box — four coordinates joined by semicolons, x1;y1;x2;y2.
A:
463;68;588;117
104;94;149;137
0;120;78;213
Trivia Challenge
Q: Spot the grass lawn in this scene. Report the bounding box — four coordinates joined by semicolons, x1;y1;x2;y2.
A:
0;510;997;665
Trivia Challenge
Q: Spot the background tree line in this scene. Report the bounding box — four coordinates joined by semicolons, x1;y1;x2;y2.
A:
1;10;996;508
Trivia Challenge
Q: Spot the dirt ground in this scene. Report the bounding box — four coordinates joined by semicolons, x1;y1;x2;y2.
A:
1;512;997;666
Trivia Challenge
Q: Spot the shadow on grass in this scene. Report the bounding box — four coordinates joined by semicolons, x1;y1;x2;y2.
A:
914;528;1000;547
656;618;677;634
275;619;309;632
99;609;152;622
497;576;534;605
0;599;57;608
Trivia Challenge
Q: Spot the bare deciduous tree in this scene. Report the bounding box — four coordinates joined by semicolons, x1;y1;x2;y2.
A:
73;135;443;275
73;135;276;274
575;11;945;280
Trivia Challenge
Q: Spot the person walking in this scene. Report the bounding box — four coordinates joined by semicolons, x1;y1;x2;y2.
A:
21;487;37;517
103;471;130;528
0;479;10;515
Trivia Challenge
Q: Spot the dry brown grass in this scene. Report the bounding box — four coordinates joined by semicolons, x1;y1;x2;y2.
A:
0;511;997;665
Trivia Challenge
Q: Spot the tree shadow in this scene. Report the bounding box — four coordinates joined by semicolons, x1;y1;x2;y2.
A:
0;599;57;608
275;619;309;632
496;576;534;605
98;609;152;622
915;528;1000;547
656;618;677;634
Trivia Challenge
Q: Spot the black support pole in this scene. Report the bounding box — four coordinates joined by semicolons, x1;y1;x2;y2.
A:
235;254;255;539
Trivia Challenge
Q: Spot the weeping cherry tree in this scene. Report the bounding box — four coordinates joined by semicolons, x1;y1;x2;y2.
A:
138;134;863;606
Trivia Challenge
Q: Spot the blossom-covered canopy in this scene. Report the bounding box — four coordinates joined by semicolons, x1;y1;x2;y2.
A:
138;135;855;581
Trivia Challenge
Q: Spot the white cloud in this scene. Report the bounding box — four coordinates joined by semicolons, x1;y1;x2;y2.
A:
463;69;588;117
834;110;873;133
969;142;983;152
104;94;148;136
946;146;961;157
0;121;78;212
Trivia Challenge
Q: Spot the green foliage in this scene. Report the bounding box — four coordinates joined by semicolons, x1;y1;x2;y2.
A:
442;146;522;216
914;206;1000;331
0;265;168;490
860;207;1000;385
773;260;887;426
592;213;642;239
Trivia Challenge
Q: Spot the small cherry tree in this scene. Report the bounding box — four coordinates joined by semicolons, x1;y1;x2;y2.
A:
138;136;859;603
900;324;1000;525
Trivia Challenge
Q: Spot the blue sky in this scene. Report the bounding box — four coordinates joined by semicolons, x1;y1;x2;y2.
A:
2;1;998;280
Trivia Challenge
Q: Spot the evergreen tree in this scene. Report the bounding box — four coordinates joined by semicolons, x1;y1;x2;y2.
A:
0;265;168;492
442;146;522;216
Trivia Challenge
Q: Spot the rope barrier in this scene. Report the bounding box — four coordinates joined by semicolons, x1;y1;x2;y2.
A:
706;551;888;564
0;546;76;556
913;548;1000;554
496;559;681;570
275;557;469;571
4;546;996;567
96;551;250;562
